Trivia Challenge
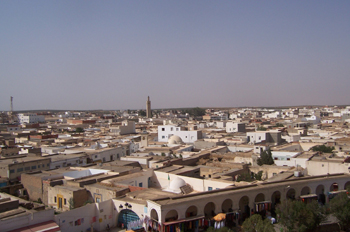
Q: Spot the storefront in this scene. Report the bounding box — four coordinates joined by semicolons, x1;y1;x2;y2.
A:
299;194;318;204
162;215;205;232
253;201;272;218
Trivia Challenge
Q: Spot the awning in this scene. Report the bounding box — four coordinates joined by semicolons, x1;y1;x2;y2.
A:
163;215;205;226
300;194;317;199
213;213;226;221
8;220;60;232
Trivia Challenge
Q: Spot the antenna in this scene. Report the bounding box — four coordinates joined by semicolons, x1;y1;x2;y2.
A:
10;96;13;113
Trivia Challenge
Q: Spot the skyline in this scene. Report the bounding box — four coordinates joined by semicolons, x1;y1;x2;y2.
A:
1;1;350;111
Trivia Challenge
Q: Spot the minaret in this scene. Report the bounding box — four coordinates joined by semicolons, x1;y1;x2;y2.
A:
146;96;152;118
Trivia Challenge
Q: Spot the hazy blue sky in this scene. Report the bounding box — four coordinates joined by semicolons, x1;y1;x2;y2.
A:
1;1;349;111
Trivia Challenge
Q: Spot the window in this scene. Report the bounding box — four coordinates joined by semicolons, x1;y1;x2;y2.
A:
208;187;213;191
171;127;173;131
162;136;165;139
162;128;165;131
95;155;97;158
54;197;57;203
64;198;67;205
10;169;15;174
139;182;143;187
287;158;290;161
176;128;179;131
17;168;23;172
31;166;36;169
47;164;49;167
322;164;324;167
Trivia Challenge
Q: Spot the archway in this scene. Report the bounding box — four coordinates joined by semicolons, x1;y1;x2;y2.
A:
150;209;158;221
286;188;296;200
301;186;311;195
271;191;281;205
221;199;233;213
344;181;350;190
239;196;250;220
204;202;216;217
185;205;197;218
271;191;281;217
330;183;338;191
316;185;324;196
165;210;178;222
315;185;326;205
254;193;265;203
118;209;140;229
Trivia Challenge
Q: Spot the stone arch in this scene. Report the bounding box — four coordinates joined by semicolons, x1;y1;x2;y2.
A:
254;193;265;203
344;181;350;190
150;208;158;221
301;186;311;195
316;185;324;196
315;184;326;205
271;191;281;205
204;202;216;217
185;205;197;217
165;209;178;222
239;196;250;220
286;188;296;200
118;209;140;229
330;182;338;191
221;199;233;213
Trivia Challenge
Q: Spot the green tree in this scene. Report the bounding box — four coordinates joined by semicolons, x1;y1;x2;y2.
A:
276;200;326;232
75;127;84;133
206;227;235;232
236;172;253;182
311;145;334;153
237;171;263;182
68;197;75;210
138;110;146;117
274;123;284;127
182;107;206;117
242;214;274;232
257;149;274;166
254;171;263;180
257;125;267;131
329;192;350;229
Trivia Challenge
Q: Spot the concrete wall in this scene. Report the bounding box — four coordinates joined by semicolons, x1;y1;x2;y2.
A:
158;125;202;143
1;206;54;232
152;171;233;192
306;160;350;176
54;199;119;232
21;174;43;203
148;174;350;224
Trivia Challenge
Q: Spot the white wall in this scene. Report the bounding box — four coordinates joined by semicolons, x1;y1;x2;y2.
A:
54;200;116;232
1;208;55;231
158;125;201;143
153;171;233;192
247;132;267;144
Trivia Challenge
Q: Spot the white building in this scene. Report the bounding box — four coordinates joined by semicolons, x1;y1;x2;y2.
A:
226;122;245;133
110;121;135;135
246;131;267;144
17;113;45;124
158;125;202;143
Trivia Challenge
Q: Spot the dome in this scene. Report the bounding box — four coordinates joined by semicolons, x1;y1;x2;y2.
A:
168;177;186;193
168;135;183;145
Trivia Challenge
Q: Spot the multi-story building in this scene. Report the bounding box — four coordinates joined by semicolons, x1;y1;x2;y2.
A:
17;113;45;124
0;156;51;181
158;125;202;143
